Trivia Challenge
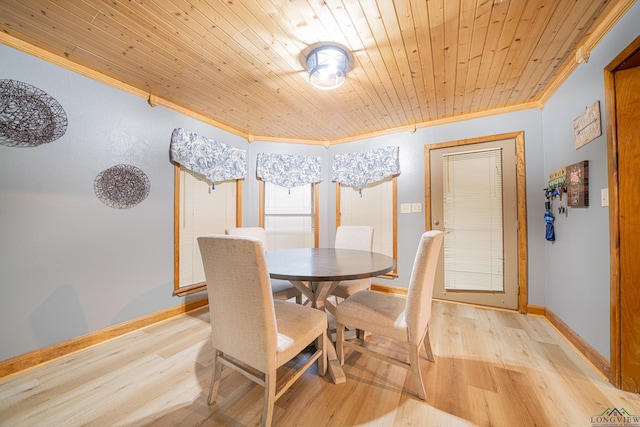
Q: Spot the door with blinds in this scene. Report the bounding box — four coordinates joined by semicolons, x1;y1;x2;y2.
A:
429;137;519;310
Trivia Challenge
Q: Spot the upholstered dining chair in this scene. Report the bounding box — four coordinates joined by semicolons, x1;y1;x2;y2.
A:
226;227;303;304
330;225;375;300
198;235;328;427
335;230;443;400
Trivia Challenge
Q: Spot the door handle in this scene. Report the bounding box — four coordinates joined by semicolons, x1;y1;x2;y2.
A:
433;219;440;226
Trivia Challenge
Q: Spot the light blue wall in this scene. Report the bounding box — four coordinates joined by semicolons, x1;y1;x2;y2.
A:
0;45;249;361
1;3;637;362
540;3;640;360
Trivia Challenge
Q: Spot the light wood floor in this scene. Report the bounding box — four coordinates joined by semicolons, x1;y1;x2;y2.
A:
1;301;639;426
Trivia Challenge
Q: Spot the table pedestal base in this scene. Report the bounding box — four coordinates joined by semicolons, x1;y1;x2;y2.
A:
290;280;345;384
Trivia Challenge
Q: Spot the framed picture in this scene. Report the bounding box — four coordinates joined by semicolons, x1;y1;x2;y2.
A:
567;161;589;208
573;101;601;149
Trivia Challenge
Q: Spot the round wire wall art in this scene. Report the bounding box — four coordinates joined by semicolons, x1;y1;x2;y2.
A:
0;79;68;147
94;164;150;209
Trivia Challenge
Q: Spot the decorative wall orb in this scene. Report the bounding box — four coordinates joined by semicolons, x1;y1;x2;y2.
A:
0;79;68;147
94;164;150;209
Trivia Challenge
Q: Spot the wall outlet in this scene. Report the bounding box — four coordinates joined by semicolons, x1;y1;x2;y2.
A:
411;203;422;213
400;203;411;213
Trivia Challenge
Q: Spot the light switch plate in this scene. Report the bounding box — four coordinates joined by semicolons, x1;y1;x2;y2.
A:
400;203;411;213
601;188;609;207
411;203;422;213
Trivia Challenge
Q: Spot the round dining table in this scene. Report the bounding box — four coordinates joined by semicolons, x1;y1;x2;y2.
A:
266;247;395;383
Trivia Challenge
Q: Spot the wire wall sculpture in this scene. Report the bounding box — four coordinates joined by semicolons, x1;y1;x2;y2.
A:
0;79;68;147
94;164;150;209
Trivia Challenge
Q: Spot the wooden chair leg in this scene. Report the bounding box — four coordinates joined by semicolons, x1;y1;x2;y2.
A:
262;370;276;427
408;343;427;400
423;327;435;362
317;330;328;375
208;350;223;405
336;323;345;365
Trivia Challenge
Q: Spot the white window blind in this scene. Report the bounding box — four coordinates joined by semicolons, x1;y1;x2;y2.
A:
443;148;504;291
339;177;394;258
178;167;237;288
263;182;315;249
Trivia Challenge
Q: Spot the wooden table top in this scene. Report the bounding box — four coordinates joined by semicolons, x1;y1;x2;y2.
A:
266;248;395;282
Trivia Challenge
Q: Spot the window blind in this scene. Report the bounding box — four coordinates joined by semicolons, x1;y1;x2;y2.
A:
178;168;237;288
340;177;394;258
442;148;504;291
263;182;315;249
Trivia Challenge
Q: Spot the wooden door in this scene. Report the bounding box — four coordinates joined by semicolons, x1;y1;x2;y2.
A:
611;56;640;392
427;136;520;310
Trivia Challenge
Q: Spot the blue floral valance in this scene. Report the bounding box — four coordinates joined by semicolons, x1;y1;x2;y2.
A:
170;128;246;185
256;152;322;189
332;146;400;189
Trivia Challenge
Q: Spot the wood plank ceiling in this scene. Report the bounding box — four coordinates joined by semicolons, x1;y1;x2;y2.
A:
0;0;633;145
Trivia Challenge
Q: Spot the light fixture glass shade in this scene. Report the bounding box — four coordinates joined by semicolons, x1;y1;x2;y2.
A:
306;45;349;90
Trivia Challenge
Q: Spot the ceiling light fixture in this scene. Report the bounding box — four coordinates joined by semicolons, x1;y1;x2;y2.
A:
305;45;349;90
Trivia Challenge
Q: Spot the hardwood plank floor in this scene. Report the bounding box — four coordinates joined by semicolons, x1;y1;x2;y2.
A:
1;301;638;426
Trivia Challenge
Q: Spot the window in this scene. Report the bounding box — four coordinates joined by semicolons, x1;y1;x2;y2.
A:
260;181;318;249
336;176;398;277
173;164;241;295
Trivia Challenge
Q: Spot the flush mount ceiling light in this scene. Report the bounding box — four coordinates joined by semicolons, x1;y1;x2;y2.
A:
305;45;350;90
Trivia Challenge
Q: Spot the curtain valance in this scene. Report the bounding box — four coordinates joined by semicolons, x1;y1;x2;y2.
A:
332;146;400;189
169;128;246;186
256;152;322;189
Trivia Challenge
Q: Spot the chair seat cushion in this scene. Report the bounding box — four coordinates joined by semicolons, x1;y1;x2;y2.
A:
274;301;327;367
335;290;407;342
331;278;371;299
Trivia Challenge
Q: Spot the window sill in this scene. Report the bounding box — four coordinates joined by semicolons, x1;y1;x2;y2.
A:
174;282;206;297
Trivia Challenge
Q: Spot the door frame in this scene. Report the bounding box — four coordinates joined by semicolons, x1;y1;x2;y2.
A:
424;131;528;314
604;34;640;389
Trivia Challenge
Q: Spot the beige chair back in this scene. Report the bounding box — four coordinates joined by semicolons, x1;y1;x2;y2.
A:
226;227;303;303
226;227;269;251
335;225;374;251
198;234;277;372
405;230;444;344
